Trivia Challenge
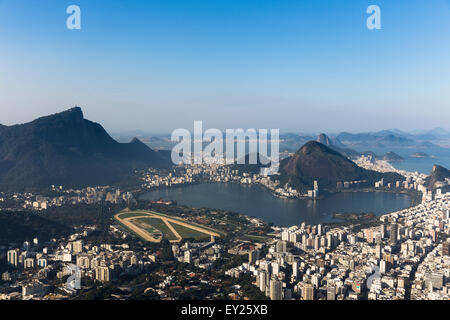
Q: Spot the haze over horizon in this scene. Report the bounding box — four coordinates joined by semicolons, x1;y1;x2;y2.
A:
0;0;449;133
2;106;449;137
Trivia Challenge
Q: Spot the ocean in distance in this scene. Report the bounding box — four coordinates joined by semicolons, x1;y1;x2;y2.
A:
141;183;412;226
391;156;450;174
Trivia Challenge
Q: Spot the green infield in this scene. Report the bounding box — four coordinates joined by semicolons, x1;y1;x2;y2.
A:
170;223;210;240
136;217;178;241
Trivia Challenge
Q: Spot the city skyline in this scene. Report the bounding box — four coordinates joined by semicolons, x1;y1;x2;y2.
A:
0;0;449;133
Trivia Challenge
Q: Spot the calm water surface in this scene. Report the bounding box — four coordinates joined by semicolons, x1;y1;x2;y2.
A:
141;183;412;226
391;156;450;174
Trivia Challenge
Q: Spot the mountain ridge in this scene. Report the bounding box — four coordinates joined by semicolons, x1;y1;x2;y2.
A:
0;107;170;191
279;141;404;192
426;165;450;190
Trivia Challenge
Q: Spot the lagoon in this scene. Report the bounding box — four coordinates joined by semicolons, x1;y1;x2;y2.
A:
141;183;412;226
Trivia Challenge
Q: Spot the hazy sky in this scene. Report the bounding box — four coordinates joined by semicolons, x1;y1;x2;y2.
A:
0;0;449;134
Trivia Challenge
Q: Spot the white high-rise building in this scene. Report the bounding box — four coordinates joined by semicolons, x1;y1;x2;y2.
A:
259;270;266;292
72;240;83;253
292;261;299;278
271;262;280;275
269;278;283;300
314;180;319;191
184;250;192;264
95;266;111;282
380;260;387;274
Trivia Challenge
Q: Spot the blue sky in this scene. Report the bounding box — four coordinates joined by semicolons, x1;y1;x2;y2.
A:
0;0;449;133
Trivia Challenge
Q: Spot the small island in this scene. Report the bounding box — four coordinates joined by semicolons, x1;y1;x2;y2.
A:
382;152;404;162
411;152;430;158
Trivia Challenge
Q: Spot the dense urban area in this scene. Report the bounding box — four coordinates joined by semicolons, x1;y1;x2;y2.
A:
0;156;449;300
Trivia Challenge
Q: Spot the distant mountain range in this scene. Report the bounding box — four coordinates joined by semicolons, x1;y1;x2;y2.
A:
113;127;450;159
0;107;169;191
336;131;421;148
281;130;450;158
278;141;404;193
315;133;404;162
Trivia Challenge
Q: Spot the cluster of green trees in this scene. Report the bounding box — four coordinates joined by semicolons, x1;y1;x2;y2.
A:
0;211;72;246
